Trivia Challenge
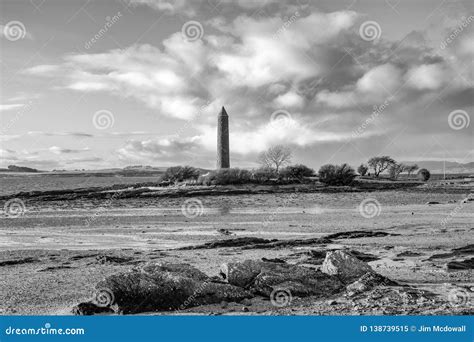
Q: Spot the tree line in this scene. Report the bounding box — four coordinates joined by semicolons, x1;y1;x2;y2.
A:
158;145;430;186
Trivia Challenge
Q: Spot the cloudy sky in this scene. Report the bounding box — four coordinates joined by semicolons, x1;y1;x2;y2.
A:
0;0;472;170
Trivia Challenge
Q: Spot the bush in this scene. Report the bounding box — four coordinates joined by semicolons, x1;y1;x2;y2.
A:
199;168;252;185
252;167;278;183
417;168;431;182
280;164;315;181
357;164;368;176
161;166;200;183
318;163;357;186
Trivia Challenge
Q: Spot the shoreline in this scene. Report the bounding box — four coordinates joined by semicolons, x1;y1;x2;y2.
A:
0;180;443;202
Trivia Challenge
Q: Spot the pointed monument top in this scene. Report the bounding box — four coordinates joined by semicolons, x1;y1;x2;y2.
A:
219;106;228;117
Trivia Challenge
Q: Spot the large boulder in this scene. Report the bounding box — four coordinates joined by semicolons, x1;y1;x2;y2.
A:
220;260;344;298
321;250;373;283
75;262;252;315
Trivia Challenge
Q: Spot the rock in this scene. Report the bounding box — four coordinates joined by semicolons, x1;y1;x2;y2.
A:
183;230;395;251
0;257;39;267
95;255;134;265
179;237;276;250
396;251;422;257
220;260;263;288
349;250;379;262
324;231;393;240
261;257;286;263
346;272;399;294
321;250;373;283
76;262;252;314
217;229;233;236
72;302;114;315
428;244;474;260
37;265;73;272
220;260;343;298
242;306;249;312
241;298;252;306
452;245;474;255
447;258;474;270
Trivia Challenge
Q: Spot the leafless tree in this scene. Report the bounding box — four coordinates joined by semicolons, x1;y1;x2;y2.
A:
389;163;407;180
257;145;292;172
405;164;419;177
368;156;396;177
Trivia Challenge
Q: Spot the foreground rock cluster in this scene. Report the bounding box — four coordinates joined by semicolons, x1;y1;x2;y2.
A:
73;251;427;315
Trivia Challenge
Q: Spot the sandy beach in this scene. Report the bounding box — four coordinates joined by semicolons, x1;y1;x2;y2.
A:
1;187;472;315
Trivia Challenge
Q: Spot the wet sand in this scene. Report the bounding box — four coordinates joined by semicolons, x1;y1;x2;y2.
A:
0;190;473;315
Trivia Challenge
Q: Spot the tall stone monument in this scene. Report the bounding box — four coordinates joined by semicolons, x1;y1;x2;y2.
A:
217;106;230;169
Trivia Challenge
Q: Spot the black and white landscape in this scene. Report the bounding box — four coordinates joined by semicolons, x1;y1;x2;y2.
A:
0;0;472;316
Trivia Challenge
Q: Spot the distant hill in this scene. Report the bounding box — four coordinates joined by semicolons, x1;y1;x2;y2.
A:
402;161;474;175
122;165;168;172
0;165;39;173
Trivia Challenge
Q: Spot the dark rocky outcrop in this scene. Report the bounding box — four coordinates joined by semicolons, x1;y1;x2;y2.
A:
94;255;134;265
447;258;474;270
73;254;420;315
181;230;394;250
74;262;251;314
220;260;344;297
396;251;422;257
0;257;39;267
179;237;276;250
428;244;474;260
72;302;115;315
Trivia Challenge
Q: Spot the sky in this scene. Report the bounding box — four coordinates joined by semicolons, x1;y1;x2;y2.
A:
0;0;473;170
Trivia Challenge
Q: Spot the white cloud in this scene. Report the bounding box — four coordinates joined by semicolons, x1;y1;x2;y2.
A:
405;64;446;90
0;104;25;112
198;118;352;155
20;5;473;167
129;0;196;17
316;64;403;108
356;63;403;95
273;91;304;108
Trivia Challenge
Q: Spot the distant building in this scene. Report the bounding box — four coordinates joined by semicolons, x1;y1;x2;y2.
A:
217;106;230;169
